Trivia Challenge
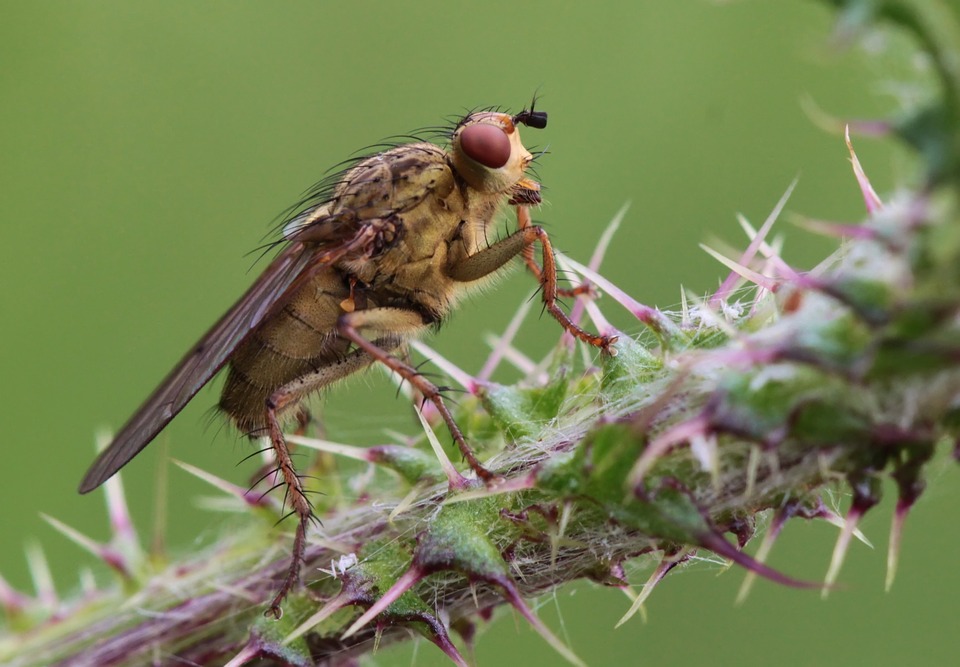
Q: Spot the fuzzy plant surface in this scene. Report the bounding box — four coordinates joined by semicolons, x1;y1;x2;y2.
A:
4;2;960;666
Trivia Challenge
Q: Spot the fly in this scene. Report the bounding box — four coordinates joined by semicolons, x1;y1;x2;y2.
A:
79;102;617;617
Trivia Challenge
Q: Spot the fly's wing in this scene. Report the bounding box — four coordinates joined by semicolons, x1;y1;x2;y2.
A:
79;241;321;493
80;143;454;494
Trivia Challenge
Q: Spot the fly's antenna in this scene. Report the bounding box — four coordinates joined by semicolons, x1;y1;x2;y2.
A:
514;91;547;129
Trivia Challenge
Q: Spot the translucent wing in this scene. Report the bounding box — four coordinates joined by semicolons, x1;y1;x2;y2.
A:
78;233;357;493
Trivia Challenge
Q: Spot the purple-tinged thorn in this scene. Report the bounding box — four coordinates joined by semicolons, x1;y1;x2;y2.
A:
736;504;795;604
223;642;259;667
616;549;690;627
483;332;546;381
629;415;710;487
409;340;479;395
25;542;58;610
701;244;779;294
588;204;629;273
565;203;630;335
494;574;587;667
41;513;133;580
800;94;892;137
285;592;351;644
698;530;822;590
413;405;471;491
226;634;312;667
173;460;279;511
478;292;536;383
559;254;673;335
822;505;865;599
444;472;536;505
341;566;425;639
94;431;141;559
287;434;378;464
416;615;471;667
886;496;913;592
816;508;874;548
0;572;31;617
711;180;796;306
792;216;878;240
845;125;884;215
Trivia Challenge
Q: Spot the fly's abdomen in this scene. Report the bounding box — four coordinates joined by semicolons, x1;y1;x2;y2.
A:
219;269;353;433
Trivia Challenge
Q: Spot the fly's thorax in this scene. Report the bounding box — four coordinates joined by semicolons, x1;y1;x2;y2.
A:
450;112;535;194
332;143;453;221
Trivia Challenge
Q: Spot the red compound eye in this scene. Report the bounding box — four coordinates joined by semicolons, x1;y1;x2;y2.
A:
460;123;511;169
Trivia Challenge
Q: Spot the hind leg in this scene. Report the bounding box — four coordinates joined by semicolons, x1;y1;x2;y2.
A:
260;344;391;618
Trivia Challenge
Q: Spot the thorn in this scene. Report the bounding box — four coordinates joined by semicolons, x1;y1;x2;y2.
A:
25;541;57;609
342;567;424;639
389;481;430;523
223;642;259;667
698;531;822;590
844;125;883;215
173;459;278;510
41;514;132;580
886;497;911;592
736;506;791;605
791;216;877;240
151;440;169;559
413;404;470;491
689;433;721;493
483;332;544;379
441;473;536;505
478;291;537;383
700;243;778;293
589;203;630;271
497;576;586;667
799;93;892;138
285;434;373;462
818;509;873;548
711;179;796;306
551;501;573;569
285;592;350;644
822;505;863;599
96;430;141;559
0;571;31;616
744;446;761;500
629;415;710;488
616;550;688;628
559;253;673;334
409;340;478;394
563;204;630;340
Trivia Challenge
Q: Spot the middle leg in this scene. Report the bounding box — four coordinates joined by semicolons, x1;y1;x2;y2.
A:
335;307;496;484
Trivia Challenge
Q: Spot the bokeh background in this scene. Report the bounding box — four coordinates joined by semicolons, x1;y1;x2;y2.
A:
2;1;958;665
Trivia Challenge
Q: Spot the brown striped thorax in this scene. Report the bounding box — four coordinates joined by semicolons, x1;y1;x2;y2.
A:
79;103;613;618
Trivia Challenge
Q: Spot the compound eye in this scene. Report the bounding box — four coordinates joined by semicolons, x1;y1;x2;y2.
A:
460;123;511;169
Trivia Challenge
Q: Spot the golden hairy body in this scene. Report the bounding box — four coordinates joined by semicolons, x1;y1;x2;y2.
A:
79;106;614;616
221;137;527;432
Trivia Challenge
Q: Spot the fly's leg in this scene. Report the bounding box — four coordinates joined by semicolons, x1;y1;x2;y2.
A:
397;344;429;419
514;206;593;299
260;345;388;618
336;308;495;484
449;221;617;352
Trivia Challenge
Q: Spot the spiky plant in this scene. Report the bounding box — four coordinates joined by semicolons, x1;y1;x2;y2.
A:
4;2;960;665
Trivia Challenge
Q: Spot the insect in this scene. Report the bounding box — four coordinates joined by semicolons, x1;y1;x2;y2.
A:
79;103;617;617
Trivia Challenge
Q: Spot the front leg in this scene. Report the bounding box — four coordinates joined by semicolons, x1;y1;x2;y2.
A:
514;206;593;298
447;222;617;352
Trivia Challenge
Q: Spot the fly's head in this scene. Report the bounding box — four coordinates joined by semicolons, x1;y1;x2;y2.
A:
450;107;548;198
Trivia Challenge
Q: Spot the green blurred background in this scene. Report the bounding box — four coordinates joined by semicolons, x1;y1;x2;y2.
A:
2;1;958;665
